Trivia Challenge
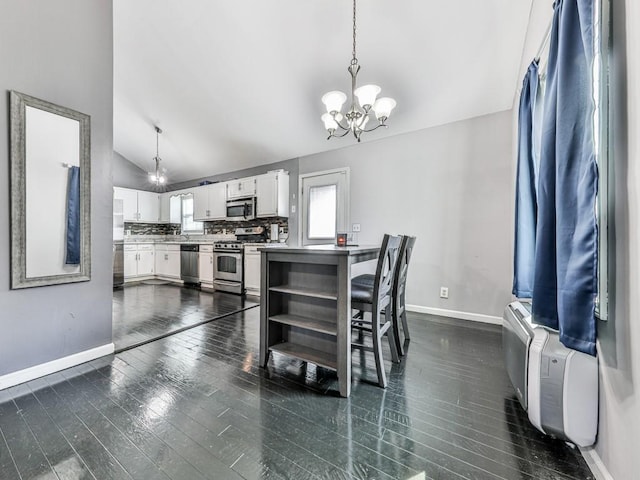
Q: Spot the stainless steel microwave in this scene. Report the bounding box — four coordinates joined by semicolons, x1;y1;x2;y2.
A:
226;197;256;221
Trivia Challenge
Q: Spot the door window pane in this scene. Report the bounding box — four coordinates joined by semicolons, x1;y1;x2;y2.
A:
308;185;337;239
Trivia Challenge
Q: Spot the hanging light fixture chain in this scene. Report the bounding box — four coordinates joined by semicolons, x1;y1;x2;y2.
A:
320;0;396;141
351;0;357;66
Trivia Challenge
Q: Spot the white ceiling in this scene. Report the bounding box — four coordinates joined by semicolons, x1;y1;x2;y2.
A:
114;0;535;183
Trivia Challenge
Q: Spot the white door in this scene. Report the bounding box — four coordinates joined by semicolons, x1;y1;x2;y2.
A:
116;187;139;222
256;174;277;217
166;251;181;278
244;247;261;293
208;182;227;219
137;191;159;222
124;250;138;278
193;187;210;220
137;248;155;276
199;252;214;283
300;169;349;246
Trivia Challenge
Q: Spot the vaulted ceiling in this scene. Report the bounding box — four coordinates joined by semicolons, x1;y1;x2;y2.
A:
114;0;537;183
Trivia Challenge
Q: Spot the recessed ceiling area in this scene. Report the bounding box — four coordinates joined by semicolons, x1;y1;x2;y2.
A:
114;0;534;183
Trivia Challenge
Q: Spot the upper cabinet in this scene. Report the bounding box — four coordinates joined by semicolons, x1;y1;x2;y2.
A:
256;172;289;218
159;193;182;224
227;177;256;200
194;182;226;221
114;187;159;223
137;191;160;223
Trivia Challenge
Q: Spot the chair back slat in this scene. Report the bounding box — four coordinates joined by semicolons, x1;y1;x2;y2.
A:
373;234;402;305
393;236;416;298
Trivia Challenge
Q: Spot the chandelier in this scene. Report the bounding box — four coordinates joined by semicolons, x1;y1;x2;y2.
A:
321;0;396;142
148;126;166;185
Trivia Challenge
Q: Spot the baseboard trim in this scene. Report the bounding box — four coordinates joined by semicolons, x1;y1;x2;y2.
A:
0;343;115;391
406;305;503;325
580;447;614;480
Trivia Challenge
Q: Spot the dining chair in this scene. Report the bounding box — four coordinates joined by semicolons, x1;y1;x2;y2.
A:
351;233;402;388
391;236;416;355
352;235;417;356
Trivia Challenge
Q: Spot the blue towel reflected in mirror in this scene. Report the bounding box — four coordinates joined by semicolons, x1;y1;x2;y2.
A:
65;166;80;265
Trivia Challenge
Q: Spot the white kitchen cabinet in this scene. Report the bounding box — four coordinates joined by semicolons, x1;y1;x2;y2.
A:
159;193;182;224
194;183;227;221
124;246;138;278
244;244;261;295
155;244;180;279
114;187;160;223
137;191;160;223
199;245;214;287
137;245;155;275
124;244;155;279
227;177;256;200
114;187;140;222
256;172;289;218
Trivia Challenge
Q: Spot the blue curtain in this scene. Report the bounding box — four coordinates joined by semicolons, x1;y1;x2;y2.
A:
532;0;598;356
65;166;81;265
513;60;541;298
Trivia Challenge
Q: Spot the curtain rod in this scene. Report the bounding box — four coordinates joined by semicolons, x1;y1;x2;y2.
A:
535;19;553;61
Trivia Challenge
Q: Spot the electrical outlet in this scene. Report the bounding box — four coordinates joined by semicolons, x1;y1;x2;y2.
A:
440;287;449;299
352;223;361;232
291;205;296;213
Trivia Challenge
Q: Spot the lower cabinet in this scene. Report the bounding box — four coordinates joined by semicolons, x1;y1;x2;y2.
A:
155;244;181;279
244;244;261;295
199;245;214;288
124;244;155;280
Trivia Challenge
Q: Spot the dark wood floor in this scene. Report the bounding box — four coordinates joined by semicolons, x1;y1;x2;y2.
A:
0;308;593;480
112;283;257;351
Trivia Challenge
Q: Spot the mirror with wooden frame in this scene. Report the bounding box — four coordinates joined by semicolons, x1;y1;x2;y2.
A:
10;91;91;289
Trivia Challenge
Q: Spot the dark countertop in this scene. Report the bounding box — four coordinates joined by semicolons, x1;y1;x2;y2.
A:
258;244;379;256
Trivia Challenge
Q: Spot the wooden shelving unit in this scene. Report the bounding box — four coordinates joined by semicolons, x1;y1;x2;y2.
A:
269;313;337;336
268;284;338;301
258;244;379;397
269;342;337;371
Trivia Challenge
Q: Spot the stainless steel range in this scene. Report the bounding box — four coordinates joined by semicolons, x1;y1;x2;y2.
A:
213;241;244;294
213;227;268;295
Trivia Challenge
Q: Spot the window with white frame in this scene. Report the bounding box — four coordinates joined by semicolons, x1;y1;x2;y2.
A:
181;194;203;234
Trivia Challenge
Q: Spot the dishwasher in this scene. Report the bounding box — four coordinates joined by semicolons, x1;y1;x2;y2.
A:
180;244;200;285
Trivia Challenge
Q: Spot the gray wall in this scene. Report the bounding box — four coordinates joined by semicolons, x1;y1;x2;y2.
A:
299;111;514;318
0;1;113;376
595;0;640;478
169;158;300;246
113;151;155;191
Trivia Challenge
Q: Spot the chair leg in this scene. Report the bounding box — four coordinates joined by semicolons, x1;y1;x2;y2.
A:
386;306;400;363
400;291;410;341
371;310;388;388
400;309;410;342
391;296;404;356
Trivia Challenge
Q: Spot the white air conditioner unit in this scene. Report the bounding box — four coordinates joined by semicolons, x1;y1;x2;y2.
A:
502;301;598;447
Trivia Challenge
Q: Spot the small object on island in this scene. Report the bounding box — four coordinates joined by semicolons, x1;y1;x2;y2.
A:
336;233;347;247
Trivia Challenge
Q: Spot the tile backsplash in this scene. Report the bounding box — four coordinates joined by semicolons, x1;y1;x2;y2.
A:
125;222;180;236
125;217;288;237
203;217;288;235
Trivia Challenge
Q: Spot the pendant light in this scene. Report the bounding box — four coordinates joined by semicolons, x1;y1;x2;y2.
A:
320;0;397;142
148;126;166;185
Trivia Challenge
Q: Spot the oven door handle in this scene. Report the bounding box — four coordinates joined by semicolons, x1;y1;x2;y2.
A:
213;279;241;287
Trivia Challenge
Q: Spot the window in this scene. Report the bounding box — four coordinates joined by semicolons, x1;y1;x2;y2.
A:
308;184;337;239
300;168;350;246
594;0;611;321
181;194;203;234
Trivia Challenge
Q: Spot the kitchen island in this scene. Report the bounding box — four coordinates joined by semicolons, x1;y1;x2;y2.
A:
259;244;379;397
